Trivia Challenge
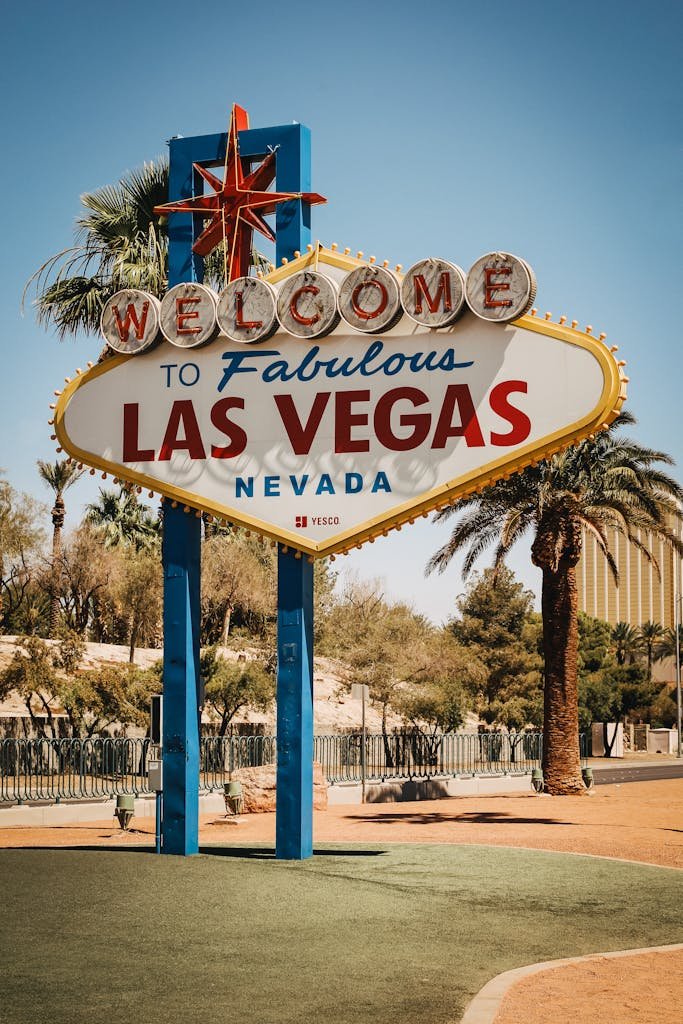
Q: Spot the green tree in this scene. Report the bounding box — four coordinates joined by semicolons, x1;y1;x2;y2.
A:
610;621;644;667
656;624;683;662
323;578;432;766
115;551;162;662
0;636;60;738
54;664;158;737
449;566;542;726
580;664;656;755
37;459;85;636
578;613;612;675
49;525;116;636
201;533;274;644
0;478;45;634
638;621;665;681
200;647;274;736
85;486;159;552
398;633;483;757
428;412;683;794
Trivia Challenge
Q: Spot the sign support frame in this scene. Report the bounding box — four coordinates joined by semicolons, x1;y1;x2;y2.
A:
161;119;315;859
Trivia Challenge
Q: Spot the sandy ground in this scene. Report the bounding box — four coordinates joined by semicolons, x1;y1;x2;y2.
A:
493;949;683;1024
2;778;682;1023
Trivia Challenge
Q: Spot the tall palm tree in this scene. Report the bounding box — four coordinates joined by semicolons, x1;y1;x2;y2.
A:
37;459;85;636
656;624;683;661
85;486;160;552
428;412;683;795
24;159;266;338
611;621;644;666
638;621;665;680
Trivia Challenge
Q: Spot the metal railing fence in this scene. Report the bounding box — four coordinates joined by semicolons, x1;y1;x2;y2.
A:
0;731;586;804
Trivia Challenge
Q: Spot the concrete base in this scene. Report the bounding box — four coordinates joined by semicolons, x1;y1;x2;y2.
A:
0;792;226;828
327;773;534;805
0;776;534;825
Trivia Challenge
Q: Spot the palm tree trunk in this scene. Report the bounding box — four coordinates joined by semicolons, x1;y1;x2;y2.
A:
49;504;63;638
540;564;585;795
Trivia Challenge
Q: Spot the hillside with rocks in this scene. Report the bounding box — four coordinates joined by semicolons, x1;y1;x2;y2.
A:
0;636;403;734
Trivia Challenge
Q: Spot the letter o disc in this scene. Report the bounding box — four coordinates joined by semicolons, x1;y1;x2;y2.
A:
276;271;340;339
401;258;466;328
338;265;403;334
160;282;219;348
101;290;161;355
216;277;278;343
465;253;537;323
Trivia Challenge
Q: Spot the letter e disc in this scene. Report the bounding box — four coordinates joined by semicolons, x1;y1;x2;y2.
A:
338;265;403;334
401;259;466;328
277;271;340;339
216;277;278;343
466;252;537;323
160;282;219;348
101;290;161;354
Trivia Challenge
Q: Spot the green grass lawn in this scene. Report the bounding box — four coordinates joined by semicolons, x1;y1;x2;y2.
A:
2;843;682;1023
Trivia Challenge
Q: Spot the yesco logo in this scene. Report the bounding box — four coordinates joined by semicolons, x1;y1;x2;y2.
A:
100;251;536;354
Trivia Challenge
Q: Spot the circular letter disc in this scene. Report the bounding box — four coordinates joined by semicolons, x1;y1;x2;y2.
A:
401;258;466;328
216;277;278;343
465;252;537;323
338;265;403;334
101;290;161;354
277;271;340;339
160;282;219;348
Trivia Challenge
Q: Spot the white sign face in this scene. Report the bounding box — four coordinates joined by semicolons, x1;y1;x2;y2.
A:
55;256;622;557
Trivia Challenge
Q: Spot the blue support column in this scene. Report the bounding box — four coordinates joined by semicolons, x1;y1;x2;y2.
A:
276;550;314;859
162;505;201;855
161;136;205;856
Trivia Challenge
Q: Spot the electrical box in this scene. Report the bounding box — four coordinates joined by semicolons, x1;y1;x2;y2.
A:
148;759;163;792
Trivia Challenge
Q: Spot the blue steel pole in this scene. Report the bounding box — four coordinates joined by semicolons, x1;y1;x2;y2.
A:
161;137;203;856
276;550;314;859
267;122;315;861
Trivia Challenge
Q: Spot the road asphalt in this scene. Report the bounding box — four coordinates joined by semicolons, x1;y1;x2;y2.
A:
593;761;683;785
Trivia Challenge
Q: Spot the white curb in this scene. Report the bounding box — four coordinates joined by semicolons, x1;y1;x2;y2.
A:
459;942;683;1024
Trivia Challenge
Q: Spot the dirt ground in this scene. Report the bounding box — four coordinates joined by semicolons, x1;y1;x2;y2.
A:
2;777;682;1023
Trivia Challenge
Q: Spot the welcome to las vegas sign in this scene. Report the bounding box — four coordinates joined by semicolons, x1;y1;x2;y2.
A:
52;244;625;558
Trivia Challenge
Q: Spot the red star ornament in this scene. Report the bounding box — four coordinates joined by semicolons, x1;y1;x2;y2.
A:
154;104;326;280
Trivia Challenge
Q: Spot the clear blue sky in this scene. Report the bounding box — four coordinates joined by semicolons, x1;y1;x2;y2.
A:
1;0;680;622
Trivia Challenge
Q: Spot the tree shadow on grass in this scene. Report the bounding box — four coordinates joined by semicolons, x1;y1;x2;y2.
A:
346;810;572;827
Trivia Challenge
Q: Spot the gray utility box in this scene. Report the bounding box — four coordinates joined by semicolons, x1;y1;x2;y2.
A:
148;759;163;792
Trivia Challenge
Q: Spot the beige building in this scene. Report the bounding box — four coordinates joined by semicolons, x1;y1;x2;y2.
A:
578;521;682;629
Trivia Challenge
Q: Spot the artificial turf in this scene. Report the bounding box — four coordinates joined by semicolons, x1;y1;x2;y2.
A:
2;843;682;1023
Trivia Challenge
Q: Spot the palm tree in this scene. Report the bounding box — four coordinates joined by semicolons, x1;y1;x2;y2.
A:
611;621;644;666
37;459;85;636
25;161;169;338
656;625;683;661
85;486;160;552
638;621;665;680
24;159;266;338
428;412;683;795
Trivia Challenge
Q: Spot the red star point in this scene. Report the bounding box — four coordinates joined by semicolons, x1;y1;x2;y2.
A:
154;104;326;280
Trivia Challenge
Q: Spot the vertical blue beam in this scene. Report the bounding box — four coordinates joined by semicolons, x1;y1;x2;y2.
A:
238;122;312;264
161;137;204;856
161;506;201;855
276;551;314;859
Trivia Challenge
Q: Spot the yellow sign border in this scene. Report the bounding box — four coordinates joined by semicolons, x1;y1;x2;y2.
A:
53;252;625;559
